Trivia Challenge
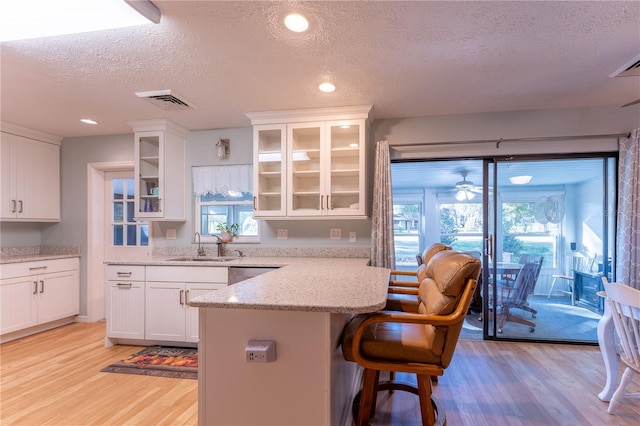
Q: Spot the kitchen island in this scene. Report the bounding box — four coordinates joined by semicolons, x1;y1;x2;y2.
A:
188;257;390;426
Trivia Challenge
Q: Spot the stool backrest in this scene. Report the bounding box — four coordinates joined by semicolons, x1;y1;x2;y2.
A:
418;251;481;366
416;243;452;282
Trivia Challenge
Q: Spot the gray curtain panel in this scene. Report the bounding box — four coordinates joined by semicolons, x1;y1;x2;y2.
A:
370;140;395;269
617;128;640;289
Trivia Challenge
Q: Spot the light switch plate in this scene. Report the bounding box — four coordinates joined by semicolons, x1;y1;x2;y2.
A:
330;229;341;240
349;232;357;243
277;229;288;240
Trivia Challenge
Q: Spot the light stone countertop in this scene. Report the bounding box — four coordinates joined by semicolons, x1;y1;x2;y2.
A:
187;257;390;314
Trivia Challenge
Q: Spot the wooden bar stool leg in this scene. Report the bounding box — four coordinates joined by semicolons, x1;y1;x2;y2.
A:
356;369;378;426
417;373;436;425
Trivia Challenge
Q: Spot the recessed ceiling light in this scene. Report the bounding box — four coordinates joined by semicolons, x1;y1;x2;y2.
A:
509;175;532;185
80;118;98;125
319;82;335;93
284;13;309;32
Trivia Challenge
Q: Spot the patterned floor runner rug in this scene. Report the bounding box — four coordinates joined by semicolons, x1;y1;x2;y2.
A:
101;346;198;380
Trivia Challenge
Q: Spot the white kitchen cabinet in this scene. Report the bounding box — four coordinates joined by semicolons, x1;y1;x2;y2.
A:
247;106;371;219
1;128;61;222
145;266;228;343
128;119;189;221
0;258;79;340
106;265;145;340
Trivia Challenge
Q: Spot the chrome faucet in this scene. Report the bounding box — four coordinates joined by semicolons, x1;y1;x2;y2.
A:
216;236;223;257
195;232;206;256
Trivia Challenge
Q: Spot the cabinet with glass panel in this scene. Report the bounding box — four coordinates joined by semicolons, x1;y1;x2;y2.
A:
248;106;371;219
129;119;189;221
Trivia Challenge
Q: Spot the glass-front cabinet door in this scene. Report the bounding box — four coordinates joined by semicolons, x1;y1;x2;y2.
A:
253;124;287;217
287;122;324;216
326;119;365;216
135;131;163;219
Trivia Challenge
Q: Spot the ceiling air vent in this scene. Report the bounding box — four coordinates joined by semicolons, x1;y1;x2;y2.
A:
610;54;640;78
135;90;195;111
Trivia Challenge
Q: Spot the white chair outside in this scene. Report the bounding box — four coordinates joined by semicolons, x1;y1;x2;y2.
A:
548;252;596;303
601;278;640;414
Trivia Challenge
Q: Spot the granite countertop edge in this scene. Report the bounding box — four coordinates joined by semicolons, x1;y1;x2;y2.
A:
1;253;81;264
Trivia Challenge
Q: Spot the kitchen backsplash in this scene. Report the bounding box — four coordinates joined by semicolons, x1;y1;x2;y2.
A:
152;245;370;259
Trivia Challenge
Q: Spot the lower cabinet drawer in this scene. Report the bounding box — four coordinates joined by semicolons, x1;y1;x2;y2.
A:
106;265;145;281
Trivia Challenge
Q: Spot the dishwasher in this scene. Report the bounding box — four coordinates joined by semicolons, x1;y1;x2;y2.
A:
228;266;278;285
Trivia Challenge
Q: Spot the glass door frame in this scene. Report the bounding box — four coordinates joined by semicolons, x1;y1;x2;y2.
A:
481;153;618;342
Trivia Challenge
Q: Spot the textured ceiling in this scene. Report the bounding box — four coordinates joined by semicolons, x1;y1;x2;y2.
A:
1;0;639;138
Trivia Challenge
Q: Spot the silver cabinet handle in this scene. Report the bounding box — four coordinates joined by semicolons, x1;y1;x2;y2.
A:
185;290;190;304
116;272;132;277
179;289;184;305
321;195;324;210
12;200;16;213
327;195;331;210
116;283;132;288
33;281;38;295
39;280;44;293
253;196;257;210
18;200;23;213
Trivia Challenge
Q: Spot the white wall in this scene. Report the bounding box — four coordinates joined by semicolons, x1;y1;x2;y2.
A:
373;105;639;158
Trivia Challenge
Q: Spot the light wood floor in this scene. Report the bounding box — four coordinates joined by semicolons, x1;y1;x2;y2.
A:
1;322;639;425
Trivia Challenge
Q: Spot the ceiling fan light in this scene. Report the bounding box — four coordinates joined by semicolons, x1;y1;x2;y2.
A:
509;175;532;185
455;189;475;201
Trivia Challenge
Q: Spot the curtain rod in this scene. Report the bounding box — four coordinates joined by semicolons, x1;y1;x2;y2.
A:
390;132;631;149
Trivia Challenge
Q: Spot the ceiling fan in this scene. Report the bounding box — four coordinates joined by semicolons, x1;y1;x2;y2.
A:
454;171;482;201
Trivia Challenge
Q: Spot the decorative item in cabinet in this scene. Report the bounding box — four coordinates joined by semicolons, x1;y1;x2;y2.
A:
129;119;189;221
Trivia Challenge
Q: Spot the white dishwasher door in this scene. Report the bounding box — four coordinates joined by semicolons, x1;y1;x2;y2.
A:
228;267;278;285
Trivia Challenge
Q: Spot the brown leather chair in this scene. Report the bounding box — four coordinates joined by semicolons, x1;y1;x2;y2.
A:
386;243;451;313
342;250;481;425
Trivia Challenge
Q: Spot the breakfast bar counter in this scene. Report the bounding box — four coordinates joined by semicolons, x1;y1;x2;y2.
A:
188;257;390;426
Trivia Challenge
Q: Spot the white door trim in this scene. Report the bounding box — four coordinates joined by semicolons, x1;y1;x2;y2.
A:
86;161;134;323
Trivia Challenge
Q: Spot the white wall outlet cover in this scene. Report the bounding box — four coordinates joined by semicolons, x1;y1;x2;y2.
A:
277;229;288;240
166;229;177;239
349;232;357;243
330;229;341;240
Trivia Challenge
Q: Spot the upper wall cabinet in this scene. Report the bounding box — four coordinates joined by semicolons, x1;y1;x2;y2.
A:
247;106;372;219
0;124;61;222
128;119;189;221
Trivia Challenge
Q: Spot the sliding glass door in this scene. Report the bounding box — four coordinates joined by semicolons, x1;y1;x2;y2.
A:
484;156;616;342
391;154;617;343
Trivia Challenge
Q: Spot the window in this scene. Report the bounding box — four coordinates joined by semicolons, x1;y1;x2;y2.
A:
501;201;559;268
393;202;421;268
111;177;148;246
195;191;259;243
439;202;483;252
192;165;257;243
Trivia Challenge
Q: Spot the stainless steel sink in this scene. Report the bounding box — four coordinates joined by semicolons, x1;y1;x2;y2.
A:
167;257;235;262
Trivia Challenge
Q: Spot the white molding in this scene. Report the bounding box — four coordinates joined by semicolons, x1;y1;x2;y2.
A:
126;118;190;138
246;105;374;125
86;161;135;323
0;122;62;145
